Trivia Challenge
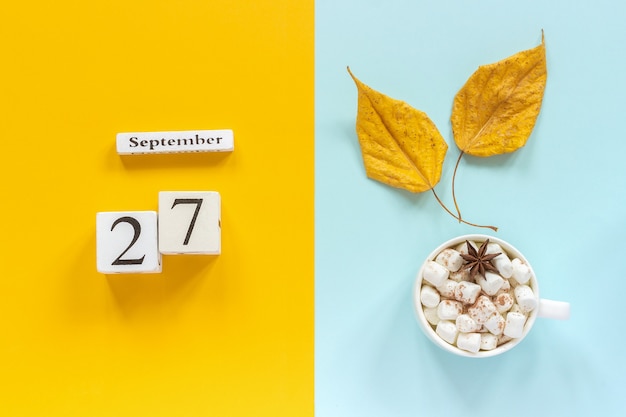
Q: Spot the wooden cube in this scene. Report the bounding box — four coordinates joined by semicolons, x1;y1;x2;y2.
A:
96;211;162;274
158;191;221;255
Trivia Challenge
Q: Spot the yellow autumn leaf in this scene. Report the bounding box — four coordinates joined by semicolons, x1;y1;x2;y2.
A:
348;68;448;193
451;35;547;157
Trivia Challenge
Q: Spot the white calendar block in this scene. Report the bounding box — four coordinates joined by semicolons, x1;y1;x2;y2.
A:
116;130;234;155
96;211;162;274
158;191;221;255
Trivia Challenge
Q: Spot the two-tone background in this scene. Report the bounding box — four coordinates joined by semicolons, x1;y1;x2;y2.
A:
2;1;624;415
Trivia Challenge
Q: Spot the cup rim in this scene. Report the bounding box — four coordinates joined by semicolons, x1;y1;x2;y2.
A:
413;234;539;358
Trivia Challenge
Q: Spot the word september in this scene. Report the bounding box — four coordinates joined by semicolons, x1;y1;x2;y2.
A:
116;129;234;154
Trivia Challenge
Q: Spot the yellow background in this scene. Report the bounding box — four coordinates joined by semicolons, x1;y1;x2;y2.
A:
0;1;313;415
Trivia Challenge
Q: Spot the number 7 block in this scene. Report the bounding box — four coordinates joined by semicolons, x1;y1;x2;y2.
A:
158;191;221;255
96;211;162;274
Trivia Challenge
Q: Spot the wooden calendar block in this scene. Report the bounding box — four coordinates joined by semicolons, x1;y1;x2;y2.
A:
96;211;162;274
116;130;234;155
158;191;221;255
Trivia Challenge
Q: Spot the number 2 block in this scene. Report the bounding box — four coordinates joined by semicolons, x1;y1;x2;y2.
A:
96;211;162;274
158;191;221;255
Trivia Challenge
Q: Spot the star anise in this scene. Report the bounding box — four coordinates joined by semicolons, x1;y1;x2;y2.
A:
460;239;501;280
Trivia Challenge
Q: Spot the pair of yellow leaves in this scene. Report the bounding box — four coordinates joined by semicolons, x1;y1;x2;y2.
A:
349;35;547;194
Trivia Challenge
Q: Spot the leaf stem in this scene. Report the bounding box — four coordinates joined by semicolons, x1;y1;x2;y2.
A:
452;151;464;221
431;188;498;232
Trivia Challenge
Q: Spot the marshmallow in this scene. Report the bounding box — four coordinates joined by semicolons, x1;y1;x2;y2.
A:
511;258;532;284
456;333;481;353
436;320;458;344
420;285;441;308
485;242;504;255
494;292;515;313
504;312;527;338
507;276;520;288
498;278;511;293
436;279;458;298
476;271;505;296
435;248;464;272
423;261;449;287
498;334;514;346
486;242;513;278
454;281;482;305
494;256;513;279
484;312;505;336
480;333;498;350
424;306;440;325
449;268;471;282
468;296;497;324
508;303;526;316
456;314;481;333
514;285;537;313
437;300;463;320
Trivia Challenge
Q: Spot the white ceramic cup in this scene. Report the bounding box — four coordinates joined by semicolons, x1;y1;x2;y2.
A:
413;234;570;358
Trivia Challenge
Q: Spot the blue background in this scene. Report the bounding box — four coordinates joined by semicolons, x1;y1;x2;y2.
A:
315;1;626;416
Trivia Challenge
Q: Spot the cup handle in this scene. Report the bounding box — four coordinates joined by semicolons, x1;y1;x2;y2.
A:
537;299;570;320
